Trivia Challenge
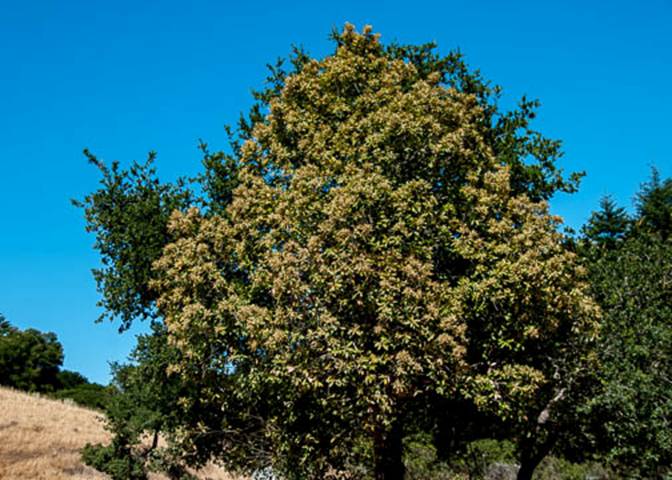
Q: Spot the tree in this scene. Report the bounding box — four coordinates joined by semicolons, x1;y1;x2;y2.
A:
581;195;630;250
0;315;64;392
151;25;597;480
83;322;195;480
0;315;111;409
79;24;596;480
582;235;672;478
72;151;193;331
635;167;672;241
573;173;672;478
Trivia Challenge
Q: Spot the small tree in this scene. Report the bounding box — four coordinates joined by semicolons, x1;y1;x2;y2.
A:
83;322;204;479
581;195;630;250
635;167;672;241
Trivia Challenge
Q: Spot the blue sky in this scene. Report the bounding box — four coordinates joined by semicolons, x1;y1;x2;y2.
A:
1;1;670;384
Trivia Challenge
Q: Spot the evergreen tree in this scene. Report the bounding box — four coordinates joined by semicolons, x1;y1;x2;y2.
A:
635;167;672;241
581;195;630;250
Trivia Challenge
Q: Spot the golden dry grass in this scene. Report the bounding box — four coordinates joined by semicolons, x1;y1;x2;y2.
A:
0;386;247;480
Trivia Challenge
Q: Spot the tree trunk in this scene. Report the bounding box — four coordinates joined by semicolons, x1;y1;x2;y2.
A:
517;455;542;480
373;419;404;480
517;389;564;480
434;399;481;461
516;437;554;480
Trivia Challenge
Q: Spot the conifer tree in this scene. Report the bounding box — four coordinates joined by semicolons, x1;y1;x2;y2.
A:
635;167;672;240
581;195;630;250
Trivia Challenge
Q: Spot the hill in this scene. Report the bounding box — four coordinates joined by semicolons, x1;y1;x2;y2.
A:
0;386;244;479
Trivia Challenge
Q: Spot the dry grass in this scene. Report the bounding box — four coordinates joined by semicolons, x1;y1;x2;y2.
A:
0;386;247;479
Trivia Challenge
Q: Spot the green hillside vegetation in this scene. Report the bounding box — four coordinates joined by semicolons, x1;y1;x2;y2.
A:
0;316;111;410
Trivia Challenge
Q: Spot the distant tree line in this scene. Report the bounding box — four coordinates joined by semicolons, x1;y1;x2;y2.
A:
75;25;671;480
0;315;111;410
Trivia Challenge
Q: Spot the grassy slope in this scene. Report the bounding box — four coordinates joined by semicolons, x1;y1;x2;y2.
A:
0;386;245;480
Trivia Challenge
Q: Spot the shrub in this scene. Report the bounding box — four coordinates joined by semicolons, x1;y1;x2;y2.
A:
534;456;611;480
52;382;112;410
450;439;517;479
404;433;455;480
81;442;147;480
57;369;88;389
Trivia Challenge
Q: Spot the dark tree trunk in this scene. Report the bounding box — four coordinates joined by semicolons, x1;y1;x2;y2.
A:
516;436;555;480
434;400;461;461
141;429;160;459
373;419;404;480
434;398;485;461
517;454;542;480
517;388;564;480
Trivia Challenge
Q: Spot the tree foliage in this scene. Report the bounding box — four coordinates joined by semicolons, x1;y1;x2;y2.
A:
78;24;598;480
576;172;672;478
635;167;672;241
581;195;630;251
587;237;672;477
73;151;193;331
0;315;64;392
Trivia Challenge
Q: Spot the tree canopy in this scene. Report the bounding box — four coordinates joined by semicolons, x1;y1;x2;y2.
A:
635;167;672;241
581;195;630;250
0;314;64;392
572;169;672;478
586;236;672;477
78;24;601;480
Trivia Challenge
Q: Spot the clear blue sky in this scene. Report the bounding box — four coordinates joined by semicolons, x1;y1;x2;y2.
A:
1;1;670;384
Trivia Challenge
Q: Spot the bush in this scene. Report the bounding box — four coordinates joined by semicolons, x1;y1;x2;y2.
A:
404;433;456;480
447;439;518;480
82;442;147;480
403;435;523;480
52;382;112;410
57;369;88;389
534;456;611;480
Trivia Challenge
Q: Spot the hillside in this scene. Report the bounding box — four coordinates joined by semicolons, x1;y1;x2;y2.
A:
0;387;244;479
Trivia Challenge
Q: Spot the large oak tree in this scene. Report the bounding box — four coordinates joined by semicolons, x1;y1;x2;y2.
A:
78;25;598;480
